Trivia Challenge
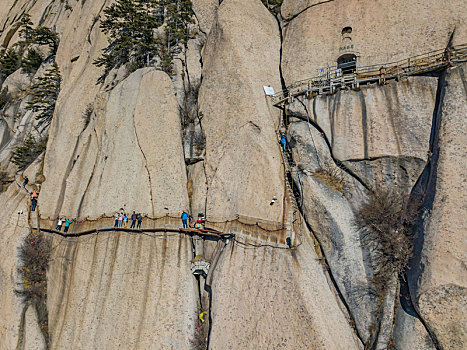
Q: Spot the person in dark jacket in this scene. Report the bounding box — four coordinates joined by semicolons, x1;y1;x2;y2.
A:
31;197;37;211
130;211;137;228
22;176;29;188
136;213;142;229
30;190;39;211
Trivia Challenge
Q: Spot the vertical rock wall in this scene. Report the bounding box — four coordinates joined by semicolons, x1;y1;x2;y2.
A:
47;233;197;349
208;236;362;350
408;63;467;349
197;0;284;222
40;68;188;219
0;160;44;350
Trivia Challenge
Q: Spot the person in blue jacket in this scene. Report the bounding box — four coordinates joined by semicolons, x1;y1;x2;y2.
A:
181;211;189;228
280;134;287;151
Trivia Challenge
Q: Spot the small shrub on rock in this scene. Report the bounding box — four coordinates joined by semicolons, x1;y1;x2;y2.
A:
82;103;93;128
0;171;11;192
261;0;283;13
18;14;60;56
26;61;61;130
312;166;345;193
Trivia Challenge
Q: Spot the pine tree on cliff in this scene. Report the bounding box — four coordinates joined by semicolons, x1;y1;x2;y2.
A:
95;0;163;81
21;48;43;74
159;0;194;72
18;13;60;56
11;134;47;171
95;0;194;80
26;62;61;130
18;14;34;41
0;49;21;78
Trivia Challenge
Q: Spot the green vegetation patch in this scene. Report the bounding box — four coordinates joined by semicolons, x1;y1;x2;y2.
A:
95;0;194;81
26;61;61;130
11;134;48;171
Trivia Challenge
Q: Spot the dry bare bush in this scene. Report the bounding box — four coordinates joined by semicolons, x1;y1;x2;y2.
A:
354;188;414;295
16;231;51;345
312;165;345;193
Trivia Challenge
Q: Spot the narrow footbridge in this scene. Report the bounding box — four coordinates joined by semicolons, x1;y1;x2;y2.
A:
272;43;467;106
34;226;234;241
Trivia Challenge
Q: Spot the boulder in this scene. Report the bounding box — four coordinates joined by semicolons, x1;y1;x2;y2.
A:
192;0;218;34
2;69;32;96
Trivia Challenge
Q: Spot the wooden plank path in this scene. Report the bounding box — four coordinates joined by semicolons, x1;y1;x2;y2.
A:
272;43;467;107
33;226;235;241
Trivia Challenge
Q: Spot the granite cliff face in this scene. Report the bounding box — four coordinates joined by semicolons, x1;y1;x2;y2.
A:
0;0;465;349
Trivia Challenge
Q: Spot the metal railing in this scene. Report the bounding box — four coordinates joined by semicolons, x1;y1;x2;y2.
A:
271;43;467;106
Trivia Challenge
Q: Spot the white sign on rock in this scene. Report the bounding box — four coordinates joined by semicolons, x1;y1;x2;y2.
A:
263;85;275;96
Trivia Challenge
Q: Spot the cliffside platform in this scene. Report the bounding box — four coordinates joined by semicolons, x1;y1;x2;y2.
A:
272;43;467;106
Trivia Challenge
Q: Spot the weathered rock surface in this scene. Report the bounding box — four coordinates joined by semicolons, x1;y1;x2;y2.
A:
281;0;326;19
0;159;42;350
287;77;437;190
282;0;466;85
408;63;467;349
192;0;218;34
198;0;284;222
393;304;436;350
209;236;362;350
47;232;197;349
23;306;46;350
288;120;375;341
40;68;188;219
0;0;466;349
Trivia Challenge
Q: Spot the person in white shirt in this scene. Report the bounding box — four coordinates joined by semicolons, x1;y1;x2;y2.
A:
56;218;63;231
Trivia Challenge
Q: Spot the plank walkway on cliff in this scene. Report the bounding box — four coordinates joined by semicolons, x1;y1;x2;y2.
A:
33;226;233;240
271;43;467;107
